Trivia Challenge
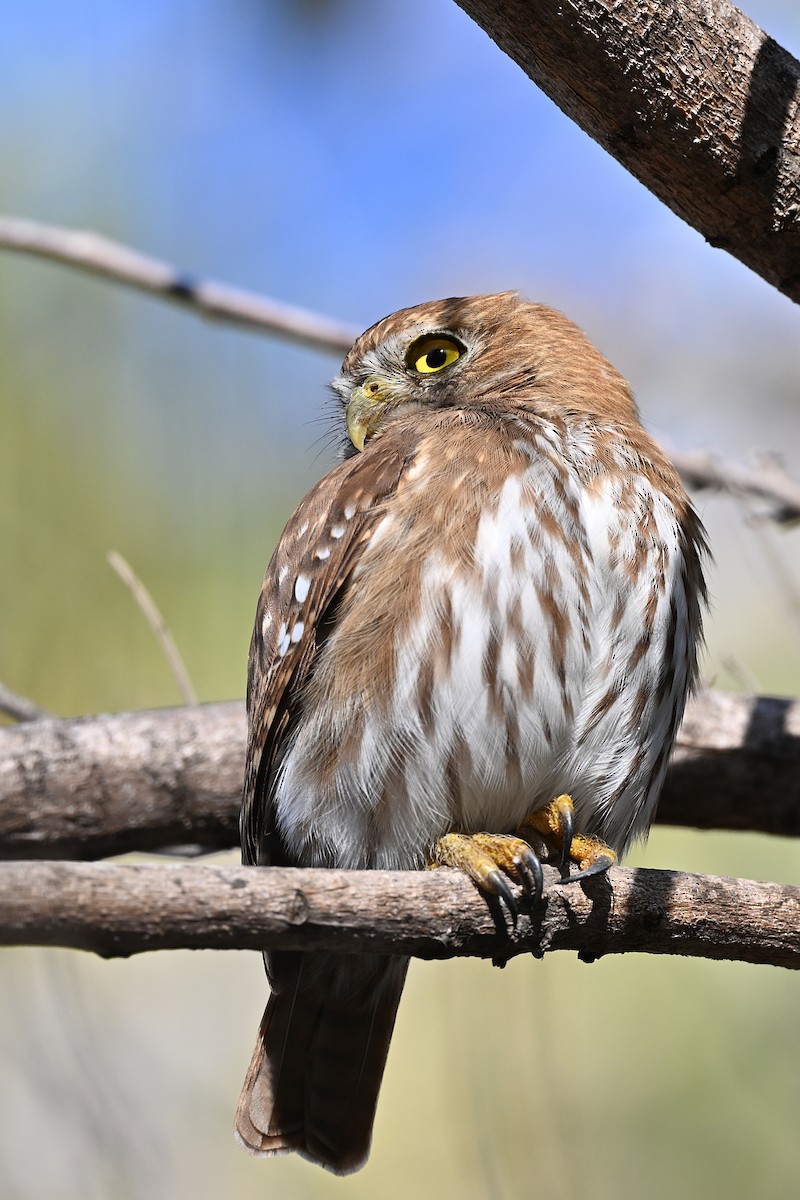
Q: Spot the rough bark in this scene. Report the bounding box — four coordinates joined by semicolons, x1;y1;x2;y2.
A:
455;0;800;302
1;690;799;860
0;702;243;859
0;859;797;968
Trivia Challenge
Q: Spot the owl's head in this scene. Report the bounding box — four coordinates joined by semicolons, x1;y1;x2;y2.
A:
331;291;640;454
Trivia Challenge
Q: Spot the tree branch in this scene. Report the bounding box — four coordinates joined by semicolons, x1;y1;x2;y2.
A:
2;213;800;517
0;690;798;860
455;0;800;304
0;702;242;860
0;859;797;969
667;446;800;525
0;214;359;353
0;681;50;724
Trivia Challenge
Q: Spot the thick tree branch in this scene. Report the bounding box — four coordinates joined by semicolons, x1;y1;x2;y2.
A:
0;690;798;860
0;215;358;353
456;0;800;303
0;702;242;860
0;860;797;969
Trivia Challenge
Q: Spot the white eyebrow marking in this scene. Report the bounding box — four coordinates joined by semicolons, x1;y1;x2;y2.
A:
314;546;331;560
290;620;304;643
277;623;290;657
330;525;345;539
294;574;310;603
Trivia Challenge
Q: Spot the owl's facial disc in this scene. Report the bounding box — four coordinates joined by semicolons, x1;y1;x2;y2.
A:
346;375;396;452
345;332;466;452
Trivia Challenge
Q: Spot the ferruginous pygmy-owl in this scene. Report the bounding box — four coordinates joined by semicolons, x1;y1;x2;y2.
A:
235;292;707;1173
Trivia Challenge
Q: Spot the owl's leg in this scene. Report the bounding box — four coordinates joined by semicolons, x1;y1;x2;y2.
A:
520;794;617;882
430;832;543;920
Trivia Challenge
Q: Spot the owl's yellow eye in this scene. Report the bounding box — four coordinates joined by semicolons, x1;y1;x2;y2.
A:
407;336;463;375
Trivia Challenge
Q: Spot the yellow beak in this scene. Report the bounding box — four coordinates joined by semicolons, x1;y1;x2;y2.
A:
345;376;393;452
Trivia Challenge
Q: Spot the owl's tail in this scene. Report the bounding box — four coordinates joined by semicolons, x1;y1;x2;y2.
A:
235;952;409;1174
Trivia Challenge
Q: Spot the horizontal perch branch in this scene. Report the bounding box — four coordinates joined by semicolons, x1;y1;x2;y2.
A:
1;860;798;969
456;0;800;303
0;690;799;860
0;214;359;354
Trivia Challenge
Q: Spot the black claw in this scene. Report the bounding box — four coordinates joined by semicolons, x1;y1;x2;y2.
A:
559;804;575;877
486;869;519;924
516;847;544;907
562;853;615;884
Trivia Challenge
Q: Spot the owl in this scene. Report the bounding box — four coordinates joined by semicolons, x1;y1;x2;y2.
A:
235;292;707;1173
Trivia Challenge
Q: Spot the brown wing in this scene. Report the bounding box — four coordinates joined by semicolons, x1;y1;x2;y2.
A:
240;438;413;868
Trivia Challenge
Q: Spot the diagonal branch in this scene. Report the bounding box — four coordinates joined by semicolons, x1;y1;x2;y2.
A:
455;0;800;304
2;214;800;517
0;859;797;969
0;681;51;724
0;214;359;353
0;689;798;860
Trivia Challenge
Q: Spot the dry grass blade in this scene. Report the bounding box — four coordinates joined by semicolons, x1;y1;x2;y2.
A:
107;550;198;706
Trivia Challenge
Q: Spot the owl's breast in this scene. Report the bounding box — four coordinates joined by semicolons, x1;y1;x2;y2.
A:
272;414;699;867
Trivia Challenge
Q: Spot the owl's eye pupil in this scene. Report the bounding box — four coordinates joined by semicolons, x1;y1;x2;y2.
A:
407;335;463;375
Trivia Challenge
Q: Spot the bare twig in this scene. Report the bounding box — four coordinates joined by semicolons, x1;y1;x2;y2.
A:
670;447;800;525
0;690;799;860
0;682;50;724
455;0;800;303
3;217;800;522
107;550;198;706
0;859;797;969
0;214;359;354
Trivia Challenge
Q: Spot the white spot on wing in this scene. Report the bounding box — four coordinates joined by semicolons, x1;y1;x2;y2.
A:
330;525;345;539
344;501;356;520
291;620;305;643
405;454;427;481
314;546;331;561
277;623;290;657
294;574;310;603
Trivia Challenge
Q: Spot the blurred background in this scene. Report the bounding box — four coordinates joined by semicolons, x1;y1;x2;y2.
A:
1;1;799;1196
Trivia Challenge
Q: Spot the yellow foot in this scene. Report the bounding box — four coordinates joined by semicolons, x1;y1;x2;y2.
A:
431;831;543;921
520;794;617;882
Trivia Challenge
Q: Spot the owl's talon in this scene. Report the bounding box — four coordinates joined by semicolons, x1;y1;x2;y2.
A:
557;804;575;876
431;832;545;924
485;869;519;921
563;851;617;883
521;794;616;882
515;847;544;906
